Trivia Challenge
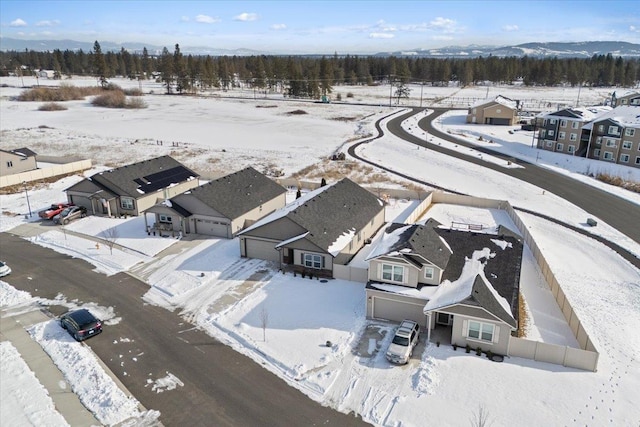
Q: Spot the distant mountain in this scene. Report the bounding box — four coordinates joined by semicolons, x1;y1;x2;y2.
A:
0;37;265;56
381;41;640;58
1;37;639;58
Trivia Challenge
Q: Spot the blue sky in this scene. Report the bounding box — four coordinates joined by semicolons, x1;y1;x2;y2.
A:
1;0;639;53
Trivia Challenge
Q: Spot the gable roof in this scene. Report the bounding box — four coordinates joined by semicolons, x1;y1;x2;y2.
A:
582;106;640;130
366;219;452;269
542;106;611;122
87;156;199;199
241;178;384;255
181;167;286;219
470;95;518;110
422;228;523;325
1;147;37;158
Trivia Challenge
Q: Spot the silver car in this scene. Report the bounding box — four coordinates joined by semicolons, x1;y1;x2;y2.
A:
54;206;87;225
0;261;11;278
386;320;420;364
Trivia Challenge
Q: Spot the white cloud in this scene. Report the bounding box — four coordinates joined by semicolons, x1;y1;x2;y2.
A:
369;32;395;39
234;12;258;22
432;35;454;41
195;14;220;24
36;20;60;27
181;16;190;22
270;23;286;30
428;17;458;33
631;25;640;33
374;20;397;32
503;24;519;32
10;18;27;27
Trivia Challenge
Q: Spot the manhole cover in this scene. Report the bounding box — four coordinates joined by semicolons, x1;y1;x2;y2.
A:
320;279;328;283
490;354;504;363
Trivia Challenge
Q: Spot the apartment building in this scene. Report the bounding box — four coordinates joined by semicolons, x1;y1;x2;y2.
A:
582;106;640;168
537;107;611;156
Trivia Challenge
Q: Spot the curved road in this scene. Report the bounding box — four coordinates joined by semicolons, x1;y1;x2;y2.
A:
0;232;367;427
348;107;640;269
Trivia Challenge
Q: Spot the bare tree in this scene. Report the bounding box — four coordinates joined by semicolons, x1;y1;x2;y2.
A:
470;404;492;427
260;306;269;342
103;226;119;255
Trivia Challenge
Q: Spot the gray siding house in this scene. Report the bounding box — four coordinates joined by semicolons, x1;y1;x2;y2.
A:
65;156;200;217
238;178;385;277
366;220;523;355
0;147;38;177
143;166;287;238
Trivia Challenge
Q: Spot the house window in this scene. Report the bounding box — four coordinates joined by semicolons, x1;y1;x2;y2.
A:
568;145;575;153
622;141;632;150
625;128;635;137
606;139;616;148
556;143;564;151
495;108;502;113
594;149;601;157
549;119;557;125
382;264;404;283
608;125;619;135
570;133;577;141
467;320;495;342
546;141;553;148
303;253;323;269
571;121;579;129
560;119;567;127
598;125;604;133
540;129;547;138
603;151;613;160
596;136;602;145
120;198;134;210
424;267;434;280
548;130;555;137
558;131;565;140
636;157;640;165
159;214;172;223
620;154;630;163
6;161;13;168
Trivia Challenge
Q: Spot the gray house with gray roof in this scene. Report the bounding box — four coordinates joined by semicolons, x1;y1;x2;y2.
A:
238;178;385;277
65;156;199;217
366;220;523;355
143;166;287;238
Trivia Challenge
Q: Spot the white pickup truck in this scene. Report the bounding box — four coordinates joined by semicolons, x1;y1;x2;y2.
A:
385;320;420;365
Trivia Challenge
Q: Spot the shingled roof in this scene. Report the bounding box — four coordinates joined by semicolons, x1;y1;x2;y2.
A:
366;219;452;269
89;156;198;199
287;178;384;254
185;166;286;219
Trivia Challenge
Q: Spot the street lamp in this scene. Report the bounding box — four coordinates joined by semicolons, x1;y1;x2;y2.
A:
23;181;32;218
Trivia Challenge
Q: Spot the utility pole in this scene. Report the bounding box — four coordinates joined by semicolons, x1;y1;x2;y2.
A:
23;181;32;218
389;74;393;107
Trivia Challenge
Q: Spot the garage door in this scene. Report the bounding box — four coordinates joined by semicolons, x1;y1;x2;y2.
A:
195;219;229;237
372;296;427;327
245;238;280;262
69;195;92;212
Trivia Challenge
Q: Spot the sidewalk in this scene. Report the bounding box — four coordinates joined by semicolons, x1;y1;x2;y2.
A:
0;308;101;426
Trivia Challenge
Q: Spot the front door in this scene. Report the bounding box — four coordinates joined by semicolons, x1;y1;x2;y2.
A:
436;312;453;326
283;248;293;264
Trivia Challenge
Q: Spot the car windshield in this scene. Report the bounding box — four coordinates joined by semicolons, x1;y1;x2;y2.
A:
60;208;72;216
392;335;409;346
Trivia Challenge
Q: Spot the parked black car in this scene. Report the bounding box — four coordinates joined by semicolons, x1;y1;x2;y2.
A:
60;309;103;341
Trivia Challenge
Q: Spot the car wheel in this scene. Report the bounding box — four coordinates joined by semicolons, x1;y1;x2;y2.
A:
73;333;81;341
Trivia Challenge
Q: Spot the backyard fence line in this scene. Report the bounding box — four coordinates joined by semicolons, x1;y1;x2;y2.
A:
0;159;92;188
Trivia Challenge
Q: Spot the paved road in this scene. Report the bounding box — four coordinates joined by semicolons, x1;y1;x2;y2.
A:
388;108;639;245
0;232;368;427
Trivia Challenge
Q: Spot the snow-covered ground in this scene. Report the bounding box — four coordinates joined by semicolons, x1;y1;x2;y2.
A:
1;77;639;426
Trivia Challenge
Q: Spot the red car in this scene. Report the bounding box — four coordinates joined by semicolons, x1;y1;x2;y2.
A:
38;202;73;220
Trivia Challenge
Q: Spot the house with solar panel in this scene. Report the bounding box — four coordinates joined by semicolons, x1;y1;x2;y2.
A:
64;156;199;218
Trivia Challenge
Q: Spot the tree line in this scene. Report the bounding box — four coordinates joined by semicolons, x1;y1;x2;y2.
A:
1;41;638;98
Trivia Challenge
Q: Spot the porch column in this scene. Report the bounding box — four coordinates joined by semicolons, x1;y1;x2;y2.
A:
427;313;432;343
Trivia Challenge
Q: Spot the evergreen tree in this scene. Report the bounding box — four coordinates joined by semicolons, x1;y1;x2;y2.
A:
92;41;108;87
159;47;174;94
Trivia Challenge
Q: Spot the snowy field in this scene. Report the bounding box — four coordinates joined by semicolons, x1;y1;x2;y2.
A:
1;76;639;426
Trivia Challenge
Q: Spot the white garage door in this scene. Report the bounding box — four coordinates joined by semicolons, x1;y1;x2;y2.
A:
372;296;427;327
195;218;229;237
245;238;280;262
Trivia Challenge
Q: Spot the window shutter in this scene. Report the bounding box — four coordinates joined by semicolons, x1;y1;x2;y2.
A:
300;253;304;264
493;325;500;343
322;257;325;268
462;319;468;338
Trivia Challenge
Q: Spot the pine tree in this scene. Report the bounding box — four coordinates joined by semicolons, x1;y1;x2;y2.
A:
160;47;174;94
92;41;108;88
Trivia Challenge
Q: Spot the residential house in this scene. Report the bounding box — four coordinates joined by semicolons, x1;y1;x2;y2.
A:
238;178;385;277
365;219;523;355
143;166;287;238
536;106;611;156
611;90;640;108
582;106;640;168
466;95;519;125
65;156;199;217
0;147;38;177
